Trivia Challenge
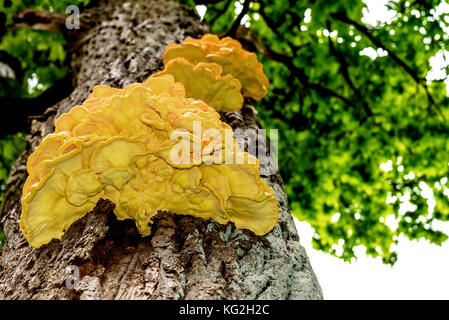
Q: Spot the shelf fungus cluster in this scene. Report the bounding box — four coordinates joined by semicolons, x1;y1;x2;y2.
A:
20;72;279;248
155;33;269;111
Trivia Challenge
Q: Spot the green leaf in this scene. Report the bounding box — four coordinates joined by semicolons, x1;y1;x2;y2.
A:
0;228;5;247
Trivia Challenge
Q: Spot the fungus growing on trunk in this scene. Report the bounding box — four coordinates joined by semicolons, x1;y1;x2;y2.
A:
20;74;278;248
163;34;269;101
154;57;243;112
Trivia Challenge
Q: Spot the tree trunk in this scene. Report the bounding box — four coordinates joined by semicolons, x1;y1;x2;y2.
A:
0;0;322;300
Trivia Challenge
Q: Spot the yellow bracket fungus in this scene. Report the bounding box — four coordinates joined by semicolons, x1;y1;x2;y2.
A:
20;74;279;248
154;57;243;112
163;34;269;101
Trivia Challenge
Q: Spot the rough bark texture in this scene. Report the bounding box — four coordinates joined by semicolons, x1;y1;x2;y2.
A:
0;0;322;300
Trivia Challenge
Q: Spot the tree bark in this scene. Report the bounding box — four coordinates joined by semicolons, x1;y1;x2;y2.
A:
0;0;322;300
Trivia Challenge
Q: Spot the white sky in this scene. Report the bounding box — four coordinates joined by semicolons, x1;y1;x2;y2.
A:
295;219;449;299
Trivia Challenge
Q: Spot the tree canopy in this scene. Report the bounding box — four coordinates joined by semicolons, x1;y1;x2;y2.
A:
1;0;449;264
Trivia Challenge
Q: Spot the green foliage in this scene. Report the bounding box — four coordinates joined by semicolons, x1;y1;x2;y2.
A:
0;0;90;25
181;0;449;264
0;27;67;97
0;227;4;247
0;133;25;246
0;132;26;202
0;0;91;97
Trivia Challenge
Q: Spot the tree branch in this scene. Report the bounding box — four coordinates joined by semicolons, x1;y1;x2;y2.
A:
331;11;444;119
12;9;69;34
209;0;233;25
234;26;366;115
257;0;282;37
224;0;251;37
256;0;302;53
326;20;373;117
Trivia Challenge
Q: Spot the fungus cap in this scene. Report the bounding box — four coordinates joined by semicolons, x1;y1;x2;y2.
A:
163;34;269;100
154;57;243;112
